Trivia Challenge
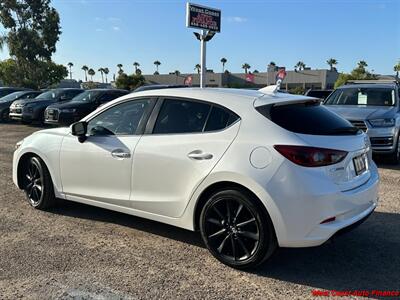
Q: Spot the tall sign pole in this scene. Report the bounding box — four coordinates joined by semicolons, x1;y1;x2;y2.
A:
200;30;206;88
186;3;221;88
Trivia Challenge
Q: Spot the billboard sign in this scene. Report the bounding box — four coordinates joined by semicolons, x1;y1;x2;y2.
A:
186;3;221;32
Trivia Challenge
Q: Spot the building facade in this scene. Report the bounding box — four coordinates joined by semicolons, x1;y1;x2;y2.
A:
143;68;339;90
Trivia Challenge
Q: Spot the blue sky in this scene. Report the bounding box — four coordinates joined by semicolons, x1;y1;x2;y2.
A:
1;0;399;82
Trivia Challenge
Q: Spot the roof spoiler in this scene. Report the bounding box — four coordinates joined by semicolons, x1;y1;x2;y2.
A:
258;85;278;94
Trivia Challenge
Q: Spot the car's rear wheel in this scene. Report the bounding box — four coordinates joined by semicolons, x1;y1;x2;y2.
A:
22;156;56;209
200;189;277;269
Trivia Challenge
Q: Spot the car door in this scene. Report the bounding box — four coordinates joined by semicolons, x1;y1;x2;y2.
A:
60;98;155;207
131;97;240;218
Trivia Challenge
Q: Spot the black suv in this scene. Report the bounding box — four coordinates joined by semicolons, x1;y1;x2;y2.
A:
10;88;84;124
44;89;128;126
0;91;41;121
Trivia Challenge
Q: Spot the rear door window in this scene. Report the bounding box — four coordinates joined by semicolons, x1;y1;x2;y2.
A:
153;99;211;134
258;101;358;135
204;106;239;132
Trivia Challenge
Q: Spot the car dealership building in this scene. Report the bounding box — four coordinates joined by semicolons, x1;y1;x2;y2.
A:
143;67;340;90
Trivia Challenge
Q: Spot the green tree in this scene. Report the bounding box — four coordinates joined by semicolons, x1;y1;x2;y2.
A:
153;60;161;74
117;64;123;75
82;65;89;82
294;61;306;71
0;0;63;88
88;68;95;81
67;62;73;79
103;67;109;83
194;64;201;74
133;62;140;73
242;63;251;74
326;58;338;71
98;67;105;83
115;73;145;90
0;58;67;89
334;61;378;88
394;61;400;78
220;57;227;72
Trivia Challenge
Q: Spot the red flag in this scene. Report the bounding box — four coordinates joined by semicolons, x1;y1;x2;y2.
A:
184;75;193;86
245;73;255;83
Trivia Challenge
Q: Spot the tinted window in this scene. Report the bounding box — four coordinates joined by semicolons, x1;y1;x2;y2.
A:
61;90;83;100
204;106;239;132
153;99;211;134
72;90;102;102
0;89;19;97
325;88;395;106
88;99;151;135
0;91;26;102
259;102;358;136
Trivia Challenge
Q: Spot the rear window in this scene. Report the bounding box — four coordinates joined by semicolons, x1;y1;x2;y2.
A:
257;101;359;136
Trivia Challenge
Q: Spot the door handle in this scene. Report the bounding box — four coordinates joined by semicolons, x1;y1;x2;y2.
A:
111;149;131;159
187;150;213;160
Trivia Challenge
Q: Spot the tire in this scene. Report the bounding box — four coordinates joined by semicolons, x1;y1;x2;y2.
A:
388;136;400;164
22;156;56;209
200;189;277;269
0;109;9;122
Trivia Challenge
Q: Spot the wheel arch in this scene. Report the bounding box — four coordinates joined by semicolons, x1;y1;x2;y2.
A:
193;181;276;234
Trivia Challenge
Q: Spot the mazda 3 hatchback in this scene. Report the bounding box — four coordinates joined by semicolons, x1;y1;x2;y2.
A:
13;88;379;269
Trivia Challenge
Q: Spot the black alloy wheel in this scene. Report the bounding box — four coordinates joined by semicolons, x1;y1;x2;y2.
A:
23;156;56;209
200;189;277;269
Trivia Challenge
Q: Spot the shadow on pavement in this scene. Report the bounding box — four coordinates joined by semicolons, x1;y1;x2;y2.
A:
51;201;399;297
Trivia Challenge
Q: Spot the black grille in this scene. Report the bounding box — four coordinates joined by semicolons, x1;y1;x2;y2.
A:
370;137;394;147
349;120;367;132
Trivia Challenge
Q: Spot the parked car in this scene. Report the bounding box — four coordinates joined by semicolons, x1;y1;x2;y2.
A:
0;87;31;98
44;89;128;126
0;91;42;122
304;89;333;99
324;81;400;163
13;88;379;269
9;88;84;124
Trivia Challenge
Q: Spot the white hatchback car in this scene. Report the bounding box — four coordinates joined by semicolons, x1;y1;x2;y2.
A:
13;88;379;269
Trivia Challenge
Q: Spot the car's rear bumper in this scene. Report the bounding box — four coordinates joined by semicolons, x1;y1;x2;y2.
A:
265;159;379;248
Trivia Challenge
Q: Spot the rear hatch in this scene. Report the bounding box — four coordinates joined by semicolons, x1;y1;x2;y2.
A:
255;96;372;191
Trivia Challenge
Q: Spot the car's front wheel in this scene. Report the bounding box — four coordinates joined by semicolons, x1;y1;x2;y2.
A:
200;189;277;269
22;156;56;209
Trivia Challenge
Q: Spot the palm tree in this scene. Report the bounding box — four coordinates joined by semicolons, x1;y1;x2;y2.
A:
174;70;180;84
220;58;227;72
326;58;338;71
98;68;105;83
269;61;276;66
194;64;201;74
357;60;368;69
81;65;89;82
103;68;109;83
394;62;400;78
294;61;306;71
133;62;140;73
117;64;123;75
67;62;74;80
242;63;251;74
88;68;95;81
153;60;161;74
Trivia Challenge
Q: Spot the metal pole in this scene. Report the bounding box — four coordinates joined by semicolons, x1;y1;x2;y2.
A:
200;30;206;88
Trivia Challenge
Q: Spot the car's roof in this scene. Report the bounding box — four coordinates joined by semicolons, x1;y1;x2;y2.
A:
338;83;396;89
86;88;128;92
118;87;315;108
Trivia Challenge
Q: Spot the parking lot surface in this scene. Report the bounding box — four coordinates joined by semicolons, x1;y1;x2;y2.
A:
0;123;399;299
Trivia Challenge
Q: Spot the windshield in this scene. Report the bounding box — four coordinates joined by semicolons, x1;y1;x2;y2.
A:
0;91;26;102
72;90;101;102
35;90;58;100
325;87;396;106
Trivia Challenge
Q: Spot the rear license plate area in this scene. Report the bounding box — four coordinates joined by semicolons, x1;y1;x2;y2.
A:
353;154;367;176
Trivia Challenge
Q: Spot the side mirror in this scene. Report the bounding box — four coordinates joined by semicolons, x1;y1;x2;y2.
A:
71;121;87;143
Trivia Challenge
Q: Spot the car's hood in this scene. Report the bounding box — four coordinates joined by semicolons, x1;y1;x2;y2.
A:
325;105;398;120
48;100;91;110
33;126;70;137
12;98;55;106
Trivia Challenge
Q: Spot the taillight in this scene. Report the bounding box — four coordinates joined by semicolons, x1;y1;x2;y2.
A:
273;145;347;167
